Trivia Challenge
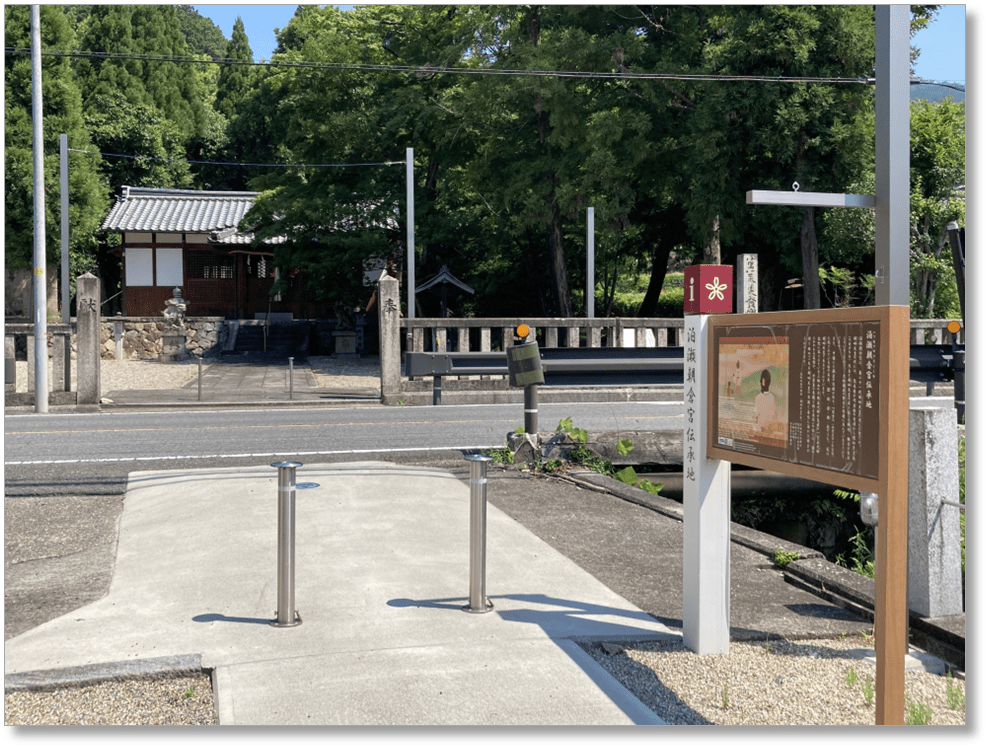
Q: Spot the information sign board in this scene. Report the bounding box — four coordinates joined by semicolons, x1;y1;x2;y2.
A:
707;307;902;492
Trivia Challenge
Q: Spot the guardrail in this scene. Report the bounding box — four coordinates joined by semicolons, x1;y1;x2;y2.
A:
400;317;685;354
399;317;961;354
405;344;959;406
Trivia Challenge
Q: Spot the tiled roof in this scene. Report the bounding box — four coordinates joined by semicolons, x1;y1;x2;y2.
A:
100;186;260;234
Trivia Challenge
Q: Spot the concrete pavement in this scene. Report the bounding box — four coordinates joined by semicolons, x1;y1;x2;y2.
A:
4;357;965;724
4;462;672;725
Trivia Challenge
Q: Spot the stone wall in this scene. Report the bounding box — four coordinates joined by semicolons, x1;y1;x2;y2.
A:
99;317;229;360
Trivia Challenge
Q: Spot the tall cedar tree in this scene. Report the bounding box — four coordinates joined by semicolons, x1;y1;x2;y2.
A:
4;5;108;287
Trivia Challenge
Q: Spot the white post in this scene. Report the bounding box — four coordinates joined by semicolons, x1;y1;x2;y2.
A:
682;314;731;654
587;207;595;318
31;5;48;413
406;147;415;319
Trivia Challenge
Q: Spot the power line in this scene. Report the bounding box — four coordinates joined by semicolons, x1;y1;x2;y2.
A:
4;47;875;85
69;148;404;169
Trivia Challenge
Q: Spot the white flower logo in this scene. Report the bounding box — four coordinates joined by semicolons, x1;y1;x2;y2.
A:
706;276;727;301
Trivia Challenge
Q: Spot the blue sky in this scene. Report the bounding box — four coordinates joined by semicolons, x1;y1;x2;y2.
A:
193;3;968;82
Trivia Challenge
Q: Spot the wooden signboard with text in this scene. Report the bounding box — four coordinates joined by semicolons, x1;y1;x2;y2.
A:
706;306;905;495
705;304;910;725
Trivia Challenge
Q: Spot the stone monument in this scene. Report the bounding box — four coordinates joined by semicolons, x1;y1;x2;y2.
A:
160;287;190;362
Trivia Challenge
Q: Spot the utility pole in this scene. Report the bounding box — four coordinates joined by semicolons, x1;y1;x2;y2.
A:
31;5;48;413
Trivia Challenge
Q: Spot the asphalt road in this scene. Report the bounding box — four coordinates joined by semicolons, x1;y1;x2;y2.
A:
3;401;685;496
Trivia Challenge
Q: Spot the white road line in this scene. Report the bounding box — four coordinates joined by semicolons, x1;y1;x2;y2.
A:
4;445;506;466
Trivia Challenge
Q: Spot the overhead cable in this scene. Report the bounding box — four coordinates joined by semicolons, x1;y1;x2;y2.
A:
4;47;876;85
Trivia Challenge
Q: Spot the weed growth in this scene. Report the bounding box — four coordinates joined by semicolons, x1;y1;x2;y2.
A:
906;698;933;724
861;677;874;707
771;548;800;568
946;671;965;711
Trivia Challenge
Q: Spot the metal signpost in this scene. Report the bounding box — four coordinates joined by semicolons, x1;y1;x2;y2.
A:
728;6;913;723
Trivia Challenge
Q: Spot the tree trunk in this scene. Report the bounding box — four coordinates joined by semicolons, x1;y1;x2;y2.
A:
638;244;673;317
546;200;572;317
702;215;721;264
800;207;821;309
638;204;689;316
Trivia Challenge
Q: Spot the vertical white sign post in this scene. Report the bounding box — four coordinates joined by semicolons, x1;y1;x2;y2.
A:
682;313;731;654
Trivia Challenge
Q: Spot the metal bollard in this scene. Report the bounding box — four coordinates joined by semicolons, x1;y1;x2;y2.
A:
271;461;303;627
433;375;442;406
289;357;294;401
463;454;494;613
197;357;203;401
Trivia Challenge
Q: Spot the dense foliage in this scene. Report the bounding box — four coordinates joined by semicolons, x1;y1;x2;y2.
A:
5;4;964;318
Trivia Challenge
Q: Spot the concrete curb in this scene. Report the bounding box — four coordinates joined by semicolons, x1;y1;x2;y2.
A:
4;654;205;694
562;468;965;672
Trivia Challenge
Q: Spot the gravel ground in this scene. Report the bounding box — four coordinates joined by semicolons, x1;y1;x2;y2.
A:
4;675;216;725
14;355;381;394
5;359;966;726
579;636;965;725
14;358;200;395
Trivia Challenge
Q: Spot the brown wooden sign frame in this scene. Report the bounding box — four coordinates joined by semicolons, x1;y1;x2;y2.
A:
705;305;910;725
705;306;899;493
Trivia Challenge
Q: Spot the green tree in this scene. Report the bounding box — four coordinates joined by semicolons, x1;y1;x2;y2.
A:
74;5;147;110
129;5;208;145
175;4;229;59
84;92;193;192
76;5;209;147
671;5;875;309
909;97;965;317
4;5;108;286
819;97;965;317
215;17;255;119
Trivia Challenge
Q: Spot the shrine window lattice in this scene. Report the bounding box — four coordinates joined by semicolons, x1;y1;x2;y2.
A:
188;251;234;280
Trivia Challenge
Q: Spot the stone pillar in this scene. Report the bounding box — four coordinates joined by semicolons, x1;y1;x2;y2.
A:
51;333;66;392
908;407;964;617
26;335;38;392
378;276;402;403
76;273;101;405
114;319;124;360
736;253;759;313
5;335;16;394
